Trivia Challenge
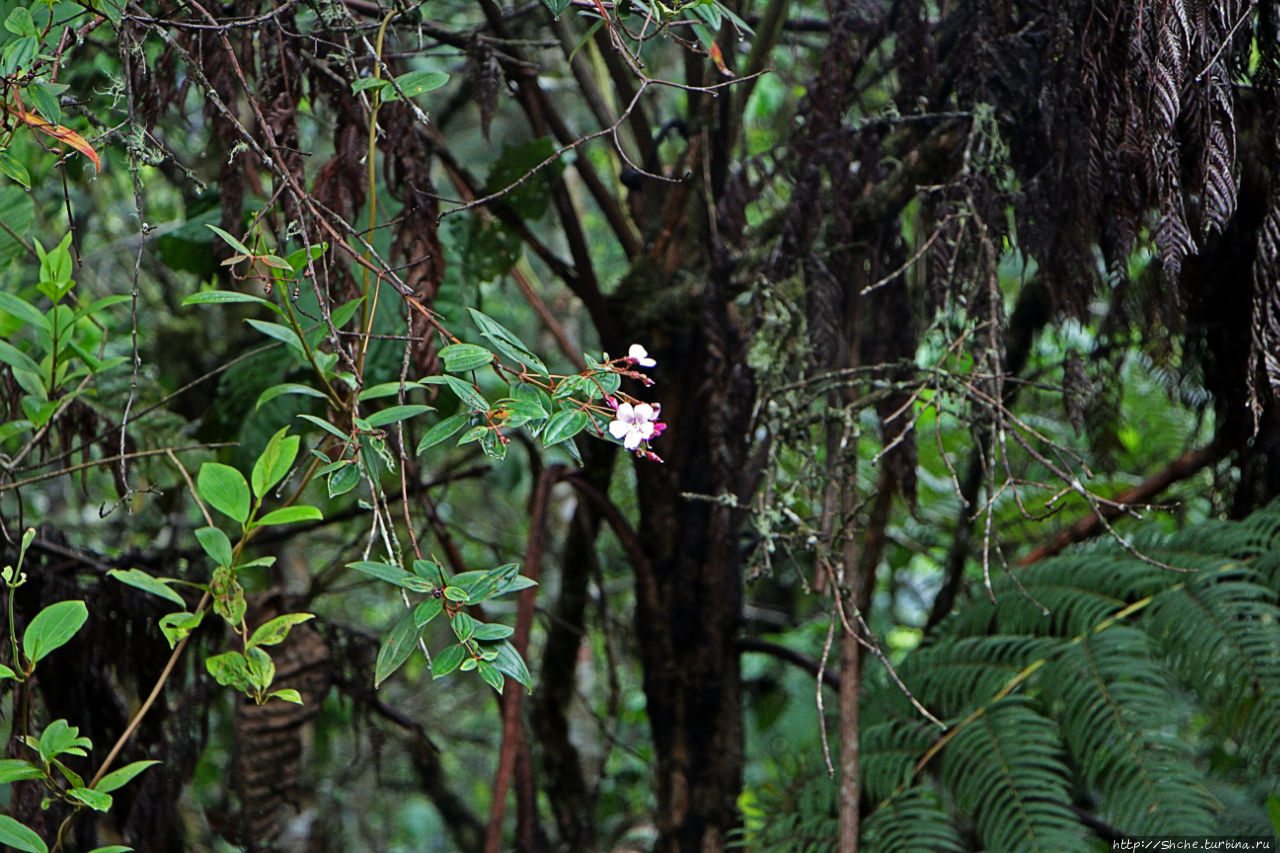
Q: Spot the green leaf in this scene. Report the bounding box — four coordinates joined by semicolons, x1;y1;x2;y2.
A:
107;568;187;607
375;609;422;687
358;380;422;402
478;660;505;692
493;640;533;690
197;463;251;525
0;292;48;331
0;759;44;784
347;560;435;593
365;404;433;427
421;375;490;411
269;689;303;704
412;559;443;579
26;81;64;126
206;651;252;692
211;565;246;626
0;150;31;190
326;461;361;498
0;341;43;377
86;0;126;25
158;611;203;649
417;413;469;454
318;294;358;328
253;505;323;527
456;426;486;446
0;35;38;78
297;413;349;442
246;319;307;358
181;289;276;310
472;623;515;641
551;374;590;400
443;586;470;603
351;77;388;94
384;69;450;101
459;562;534;603
88;847;134;853
245;646;275;690
258;254;292;271
542;409;588;447
498;399;549;428
254;382;328;410
0;815;47;853
93;760;160;794
439;343;494;373
23;600;88;665
194;525;234;568
0;662;17;680
0;419;34;444
4;7;35;36
37;719;91;763
205;224;252;255
248;613;315;649
538;0;572;16
485;138;565;222
414;598;444;628
467;308;548;375
432;644;467;679
451;611;477;642
479;429;507;460
251;427;300;499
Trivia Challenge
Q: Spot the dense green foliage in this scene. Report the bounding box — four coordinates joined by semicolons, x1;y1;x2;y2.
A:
752;505;1280;851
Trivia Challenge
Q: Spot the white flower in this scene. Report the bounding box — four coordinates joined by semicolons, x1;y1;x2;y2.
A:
627;343;656;368
609;402;657;450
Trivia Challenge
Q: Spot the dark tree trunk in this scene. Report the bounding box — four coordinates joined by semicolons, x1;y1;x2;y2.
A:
626;253;754;852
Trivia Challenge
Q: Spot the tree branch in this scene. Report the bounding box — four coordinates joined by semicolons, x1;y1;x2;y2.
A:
736;637;841;690
1017;444;1221;566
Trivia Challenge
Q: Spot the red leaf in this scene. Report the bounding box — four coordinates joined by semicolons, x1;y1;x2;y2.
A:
709;43;733;78
17;111;101;173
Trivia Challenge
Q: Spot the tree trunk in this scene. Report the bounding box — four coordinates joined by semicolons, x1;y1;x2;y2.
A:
630;269;754;852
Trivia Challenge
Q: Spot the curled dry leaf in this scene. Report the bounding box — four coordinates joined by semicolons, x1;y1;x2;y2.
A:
15;110;101;172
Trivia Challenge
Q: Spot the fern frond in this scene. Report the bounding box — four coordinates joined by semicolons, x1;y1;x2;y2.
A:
940;553;1167;638
862;788;962;853
1043;625;1217;833
896;635;1052;717
1145;563;1280;775
940;697;1088;853
862;719;939;802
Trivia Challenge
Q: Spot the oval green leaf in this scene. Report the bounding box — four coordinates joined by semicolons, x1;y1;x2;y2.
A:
248;613;315;649
439;343;494;373
365;404;433;428
416;413;469;454
253;505;323;527
107;568;187;607
23;600;88;664
93;759;160;794
0;815;48;853
432;644;467;679
196;463;251;524
543;409;588;447
375;609;422;687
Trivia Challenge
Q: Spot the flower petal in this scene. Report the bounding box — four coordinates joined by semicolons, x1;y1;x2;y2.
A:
628;343;656;367
609;419;630;440
623;429;643;450
633;403;655;422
